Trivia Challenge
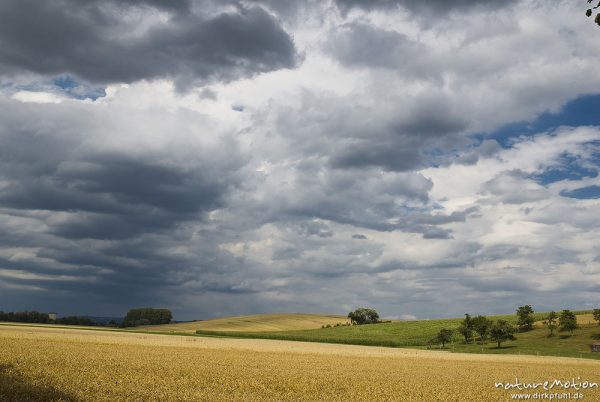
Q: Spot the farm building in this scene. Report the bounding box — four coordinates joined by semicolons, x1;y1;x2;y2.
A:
48;312;57;321
590;343;600;352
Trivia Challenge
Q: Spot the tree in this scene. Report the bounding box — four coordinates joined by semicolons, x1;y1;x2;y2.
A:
123;308;172;327
559;310;578;336
490;320;516;348
516;305;535;332
458;314;474;343
472;315;492;344
543;311;559;337
587;0;600;26
347;308;380;325
436;329;454;348
593;309;600;325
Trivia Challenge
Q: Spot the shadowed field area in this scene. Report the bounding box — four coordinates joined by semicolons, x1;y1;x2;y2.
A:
1;325;600;401
0;363;77;402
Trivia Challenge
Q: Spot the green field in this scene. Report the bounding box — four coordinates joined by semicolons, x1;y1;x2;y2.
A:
194;311;600;359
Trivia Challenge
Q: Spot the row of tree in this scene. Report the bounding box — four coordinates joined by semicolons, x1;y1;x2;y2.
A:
433;306;600;349
0;307;173;328
455;315;516;348
0;310;96;326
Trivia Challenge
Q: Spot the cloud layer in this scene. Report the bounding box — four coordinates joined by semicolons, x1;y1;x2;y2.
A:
0;0;599;320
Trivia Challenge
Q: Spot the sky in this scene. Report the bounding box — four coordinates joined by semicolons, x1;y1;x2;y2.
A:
0;0;599;320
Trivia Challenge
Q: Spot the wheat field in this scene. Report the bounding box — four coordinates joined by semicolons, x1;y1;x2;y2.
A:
1;325;599;401
136;313;350;333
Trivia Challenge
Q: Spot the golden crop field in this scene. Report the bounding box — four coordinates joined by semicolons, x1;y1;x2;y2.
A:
534;314;597;328
575;314;597;326
1;325;600;401
136;313;350;333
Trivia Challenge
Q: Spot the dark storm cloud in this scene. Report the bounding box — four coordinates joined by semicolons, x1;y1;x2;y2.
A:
0;0;298;89
331;140;423;171
335;0;517;15
298;221;334;238
275;186;477;239
421;227;453;239
328;23;434;78
269;90;469;174
330;97;467;171
0;172;229;240
246;0;303;18
0;134;238;241
0;94;287;317
122;0;191;12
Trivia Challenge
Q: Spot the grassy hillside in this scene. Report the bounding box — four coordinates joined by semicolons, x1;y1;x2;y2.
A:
137;313;349;334
195;310;600;359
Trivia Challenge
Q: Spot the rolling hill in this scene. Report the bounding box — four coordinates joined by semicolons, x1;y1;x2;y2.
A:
136;313;350;334
192;310;600;360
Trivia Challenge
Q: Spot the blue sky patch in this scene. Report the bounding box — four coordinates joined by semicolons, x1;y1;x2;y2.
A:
480;94;600;148
7;76;107;101
532;151;599;185
52;76;106;100
561;185;600;199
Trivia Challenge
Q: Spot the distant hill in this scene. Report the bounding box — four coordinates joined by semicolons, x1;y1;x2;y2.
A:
135;313;349;334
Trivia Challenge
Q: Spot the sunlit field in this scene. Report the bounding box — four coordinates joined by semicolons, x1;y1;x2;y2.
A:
1;325;599;401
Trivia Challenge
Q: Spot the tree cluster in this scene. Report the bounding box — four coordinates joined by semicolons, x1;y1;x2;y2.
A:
347;308;380;325
122;308;173;327
540;310;579;336
438;316;516;349
458;314;516;348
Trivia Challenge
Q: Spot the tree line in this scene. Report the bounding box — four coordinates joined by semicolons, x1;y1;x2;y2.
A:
0;307;173;328
0;311;96;326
